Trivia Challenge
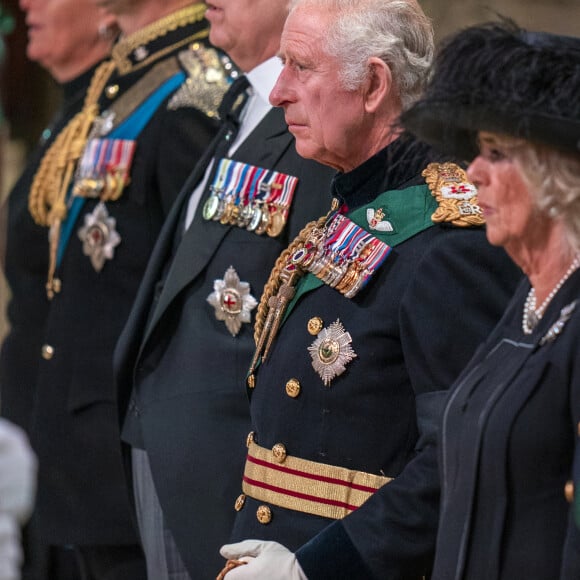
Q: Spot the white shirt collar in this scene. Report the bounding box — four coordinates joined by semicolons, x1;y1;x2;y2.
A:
245;56;283;106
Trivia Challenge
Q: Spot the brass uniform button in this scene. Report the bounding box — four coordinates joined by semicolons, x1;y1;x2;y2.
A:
247;374;256;389
272;443;287;463
41;344;55;360
246;431;255;448
285;379;301;398
105;84;120;99
307;317;324;336
256;505;272;524
565;480;574;504
192;42;200;51
234;494;246;512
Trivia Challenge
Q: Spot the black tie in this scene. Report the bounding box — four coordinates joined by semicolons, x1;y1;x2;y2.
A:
213;74;251;161
172;75;251;243
218;74;251;122
148;76;252;326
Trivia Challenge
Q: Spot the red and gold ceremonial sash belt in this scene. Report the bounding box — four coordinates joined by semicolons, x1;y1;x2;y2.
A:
242;440;393;520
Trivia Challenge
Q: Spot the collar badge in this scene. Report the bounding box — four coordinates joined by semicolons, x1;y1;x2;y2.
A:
133;46;149;62
367;207;394;232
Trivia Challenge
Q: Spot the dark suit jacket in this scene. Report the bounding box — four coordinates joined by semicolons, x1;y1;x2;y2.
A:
433;272;580;580
115;106;336;576
1;10;222;544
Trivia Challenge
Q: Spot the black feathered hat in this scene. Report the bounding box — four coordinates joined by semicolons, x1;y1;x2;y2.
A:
402;20;580;160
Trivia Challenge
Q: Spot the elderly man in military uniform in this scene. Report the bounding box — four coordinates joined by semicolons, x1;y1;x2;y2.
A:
216;0;522;578
113;0;335;578
0;0;236;577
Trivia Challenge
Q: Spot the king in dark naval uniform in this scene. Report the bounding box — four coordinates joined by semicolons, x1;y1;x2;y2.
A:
217;1;521;579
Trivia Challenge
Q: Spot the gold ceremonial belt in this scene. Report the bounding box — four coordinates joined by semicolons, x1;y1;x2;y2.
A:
242;440;393;520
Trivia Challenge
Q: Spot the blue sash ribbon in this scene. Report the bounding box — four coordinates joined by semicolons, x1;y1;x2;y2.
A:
57;71;186;267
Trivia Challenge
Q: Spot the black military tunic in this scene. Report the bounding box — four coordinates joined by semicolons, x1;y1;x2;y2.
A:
1;4;231;547
1;65;98;433
230;136;522;579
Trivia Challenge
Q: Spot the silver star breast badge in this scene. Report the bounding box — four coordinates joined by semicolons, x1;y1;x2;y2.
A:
308;319;357;386
207;266;258;337
78;202;121;272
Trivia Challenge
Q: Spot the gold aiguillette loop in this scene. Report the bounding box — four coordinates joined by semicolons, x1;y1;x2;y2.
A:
248;294;279;376
262;279;297;361
249;270;300;372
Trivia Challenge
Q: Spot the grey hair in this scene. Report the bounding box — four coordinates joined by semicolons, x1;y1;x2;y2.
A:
521;147;580;254
490;133;580;253
288;0;434;110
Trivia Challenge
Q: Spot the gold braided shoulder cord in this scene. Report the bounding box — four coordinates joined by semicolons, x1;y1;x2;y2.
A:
253;214;328;346
28;60;116;297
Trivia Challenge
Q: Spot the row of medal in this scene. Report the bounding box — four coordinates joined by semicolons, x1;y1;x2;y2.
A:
289;212;392;299
202;158;298;238
248;211;391;376
72;137;136;201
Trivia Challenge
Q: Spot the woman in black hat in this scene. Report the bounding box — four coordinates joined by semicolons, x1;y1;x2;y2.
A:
403;21;580;580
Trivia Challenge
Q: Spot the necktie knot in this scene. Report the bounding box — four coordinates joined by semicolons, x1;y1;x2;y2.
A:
218;74;251;123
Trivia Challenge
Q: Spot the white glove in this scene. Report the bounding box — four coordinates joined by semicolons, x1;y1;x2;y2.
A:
219;540;307;579
0;513;23;580
0;419;37;522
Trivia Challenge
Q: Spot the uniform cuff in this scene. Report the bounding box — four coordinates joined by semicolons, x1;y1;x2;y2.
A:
296;520;372;580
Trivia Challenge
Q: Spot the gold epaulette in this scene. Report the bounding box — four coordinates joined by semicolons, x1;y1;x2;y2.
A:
423;162;485;227
168;43;238;118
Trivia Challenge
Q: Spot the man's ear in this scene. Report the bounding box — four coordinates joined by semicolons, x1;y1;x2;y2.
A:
98;8;120;41
363;57;392;113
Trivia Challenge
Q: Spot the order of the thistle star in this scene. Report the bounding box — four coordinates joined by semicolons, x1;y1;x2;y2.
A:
308;319;357;386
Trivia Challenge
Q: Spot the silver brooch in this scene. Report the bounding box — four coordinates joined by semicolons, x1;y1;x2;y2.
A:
207;266;258;337
539;301;577;345
78;202;121;272
308;319;357;386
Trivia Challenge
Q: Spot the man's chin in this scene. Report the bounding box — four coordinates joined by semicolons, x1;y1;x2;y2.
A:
293;142;321;164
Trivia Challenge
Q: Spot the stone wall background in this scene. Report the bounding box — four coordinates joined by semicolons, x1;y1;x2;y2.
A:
421;0;580;39
1;0;579;343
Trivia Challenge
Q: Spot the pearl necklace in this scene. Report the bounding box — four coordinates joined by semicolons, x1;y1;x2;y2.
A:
522;254;580;334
